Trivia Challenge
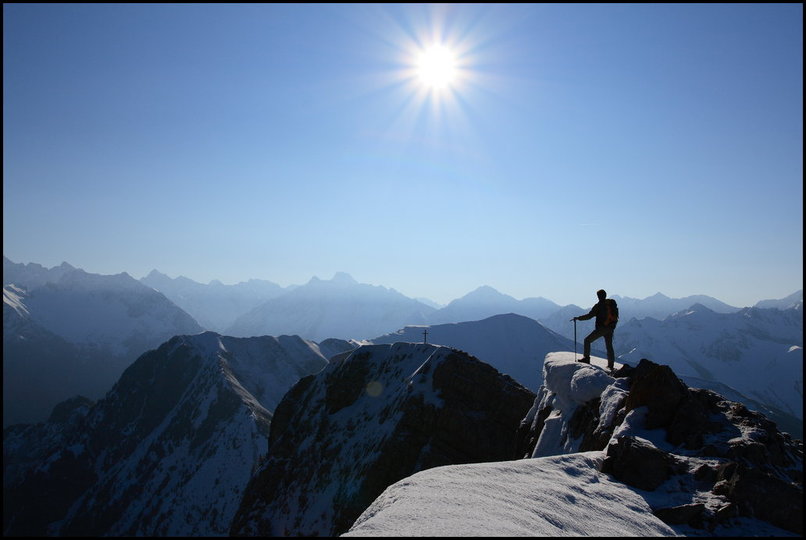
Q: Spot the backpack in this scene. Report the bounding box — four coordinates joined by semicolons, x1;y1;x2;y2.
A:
603;298;619;326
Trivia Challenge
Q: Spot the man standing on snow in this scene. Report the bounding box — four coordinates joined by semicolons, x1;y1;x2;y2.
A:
572;289;618;371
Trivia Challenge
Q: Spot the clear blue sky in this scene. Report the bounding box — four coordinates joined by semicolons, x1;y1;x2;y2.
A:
3;3;803;307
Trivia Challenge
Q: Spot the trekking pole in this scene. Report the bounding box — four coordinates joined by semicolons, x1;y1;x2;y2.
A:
573;317;577;361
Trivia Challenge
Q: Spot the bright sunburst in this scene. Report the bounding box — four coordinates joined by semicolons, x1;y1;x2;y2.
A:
357;4;496;143
415;44;457;90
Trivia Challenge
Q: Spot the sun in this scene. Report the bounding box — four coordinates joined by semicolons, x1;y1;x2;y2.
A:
415;44;458;90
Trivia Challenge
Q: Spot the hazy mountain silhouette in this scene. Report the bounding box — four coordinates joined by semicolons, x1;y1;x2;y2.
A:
141;269;287;332
226;272;435;341
3;259;203;427
427;285;560;324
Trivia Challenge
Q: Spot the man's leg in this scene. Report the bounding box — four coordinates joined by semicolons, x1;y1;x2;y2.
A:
604;328;615;369
583;327;606;360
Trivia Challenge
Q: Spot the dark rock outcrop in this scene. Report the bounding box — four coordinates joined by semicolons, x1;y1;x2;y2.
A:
602;435;687;491
518;356;802;535
230;343;535;537
623;359;690;428
605;359;803;534
653;503;707;528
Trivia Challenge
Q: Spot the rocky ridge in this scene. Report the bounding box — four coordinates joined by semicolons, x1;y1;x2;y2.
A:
3;332;335;536
230;342;536;536
517;355;803;534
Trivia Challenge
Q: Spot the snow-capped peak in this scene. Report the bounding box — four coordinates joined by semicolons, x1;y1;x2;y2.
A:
672;302;716;318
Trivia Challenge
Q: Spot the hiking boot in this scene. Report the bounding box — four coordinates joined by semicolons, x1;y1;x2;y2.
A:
576;356;591;364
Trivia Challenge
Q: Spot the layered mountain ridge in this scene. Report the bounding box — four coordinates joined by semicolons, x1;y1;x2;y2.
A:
225;273;436;341
3;332;340;536
3;256;802;433
2;266;204;426
140;269;287;333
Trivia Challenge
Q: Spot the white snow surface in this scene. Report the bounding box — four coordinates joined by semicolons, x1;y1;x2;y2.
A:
344;452;675;537
528;353;626;458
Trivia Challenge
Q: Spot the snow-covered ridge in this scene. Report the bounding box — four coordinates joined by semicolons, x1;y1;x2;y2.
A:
344;453;677;537
178;331;335;412
230;342;535;536
3;284;29;318
4;331;337;537
345;352;802;537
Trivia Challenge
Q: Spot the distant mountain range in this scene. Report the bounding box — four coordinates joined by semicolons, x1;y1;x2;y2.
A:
426;285;561;324
3;258;204;427
615;302;803;419
754;289;804;310
144;269;800;342
3;258;78;290
612;291;741;318
4;258;203;356
225;272;436;341
140;269;288;333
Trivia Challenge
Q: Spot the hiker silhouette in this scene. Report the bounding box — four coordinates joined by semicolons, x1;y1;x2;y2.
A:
572;289;618;370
